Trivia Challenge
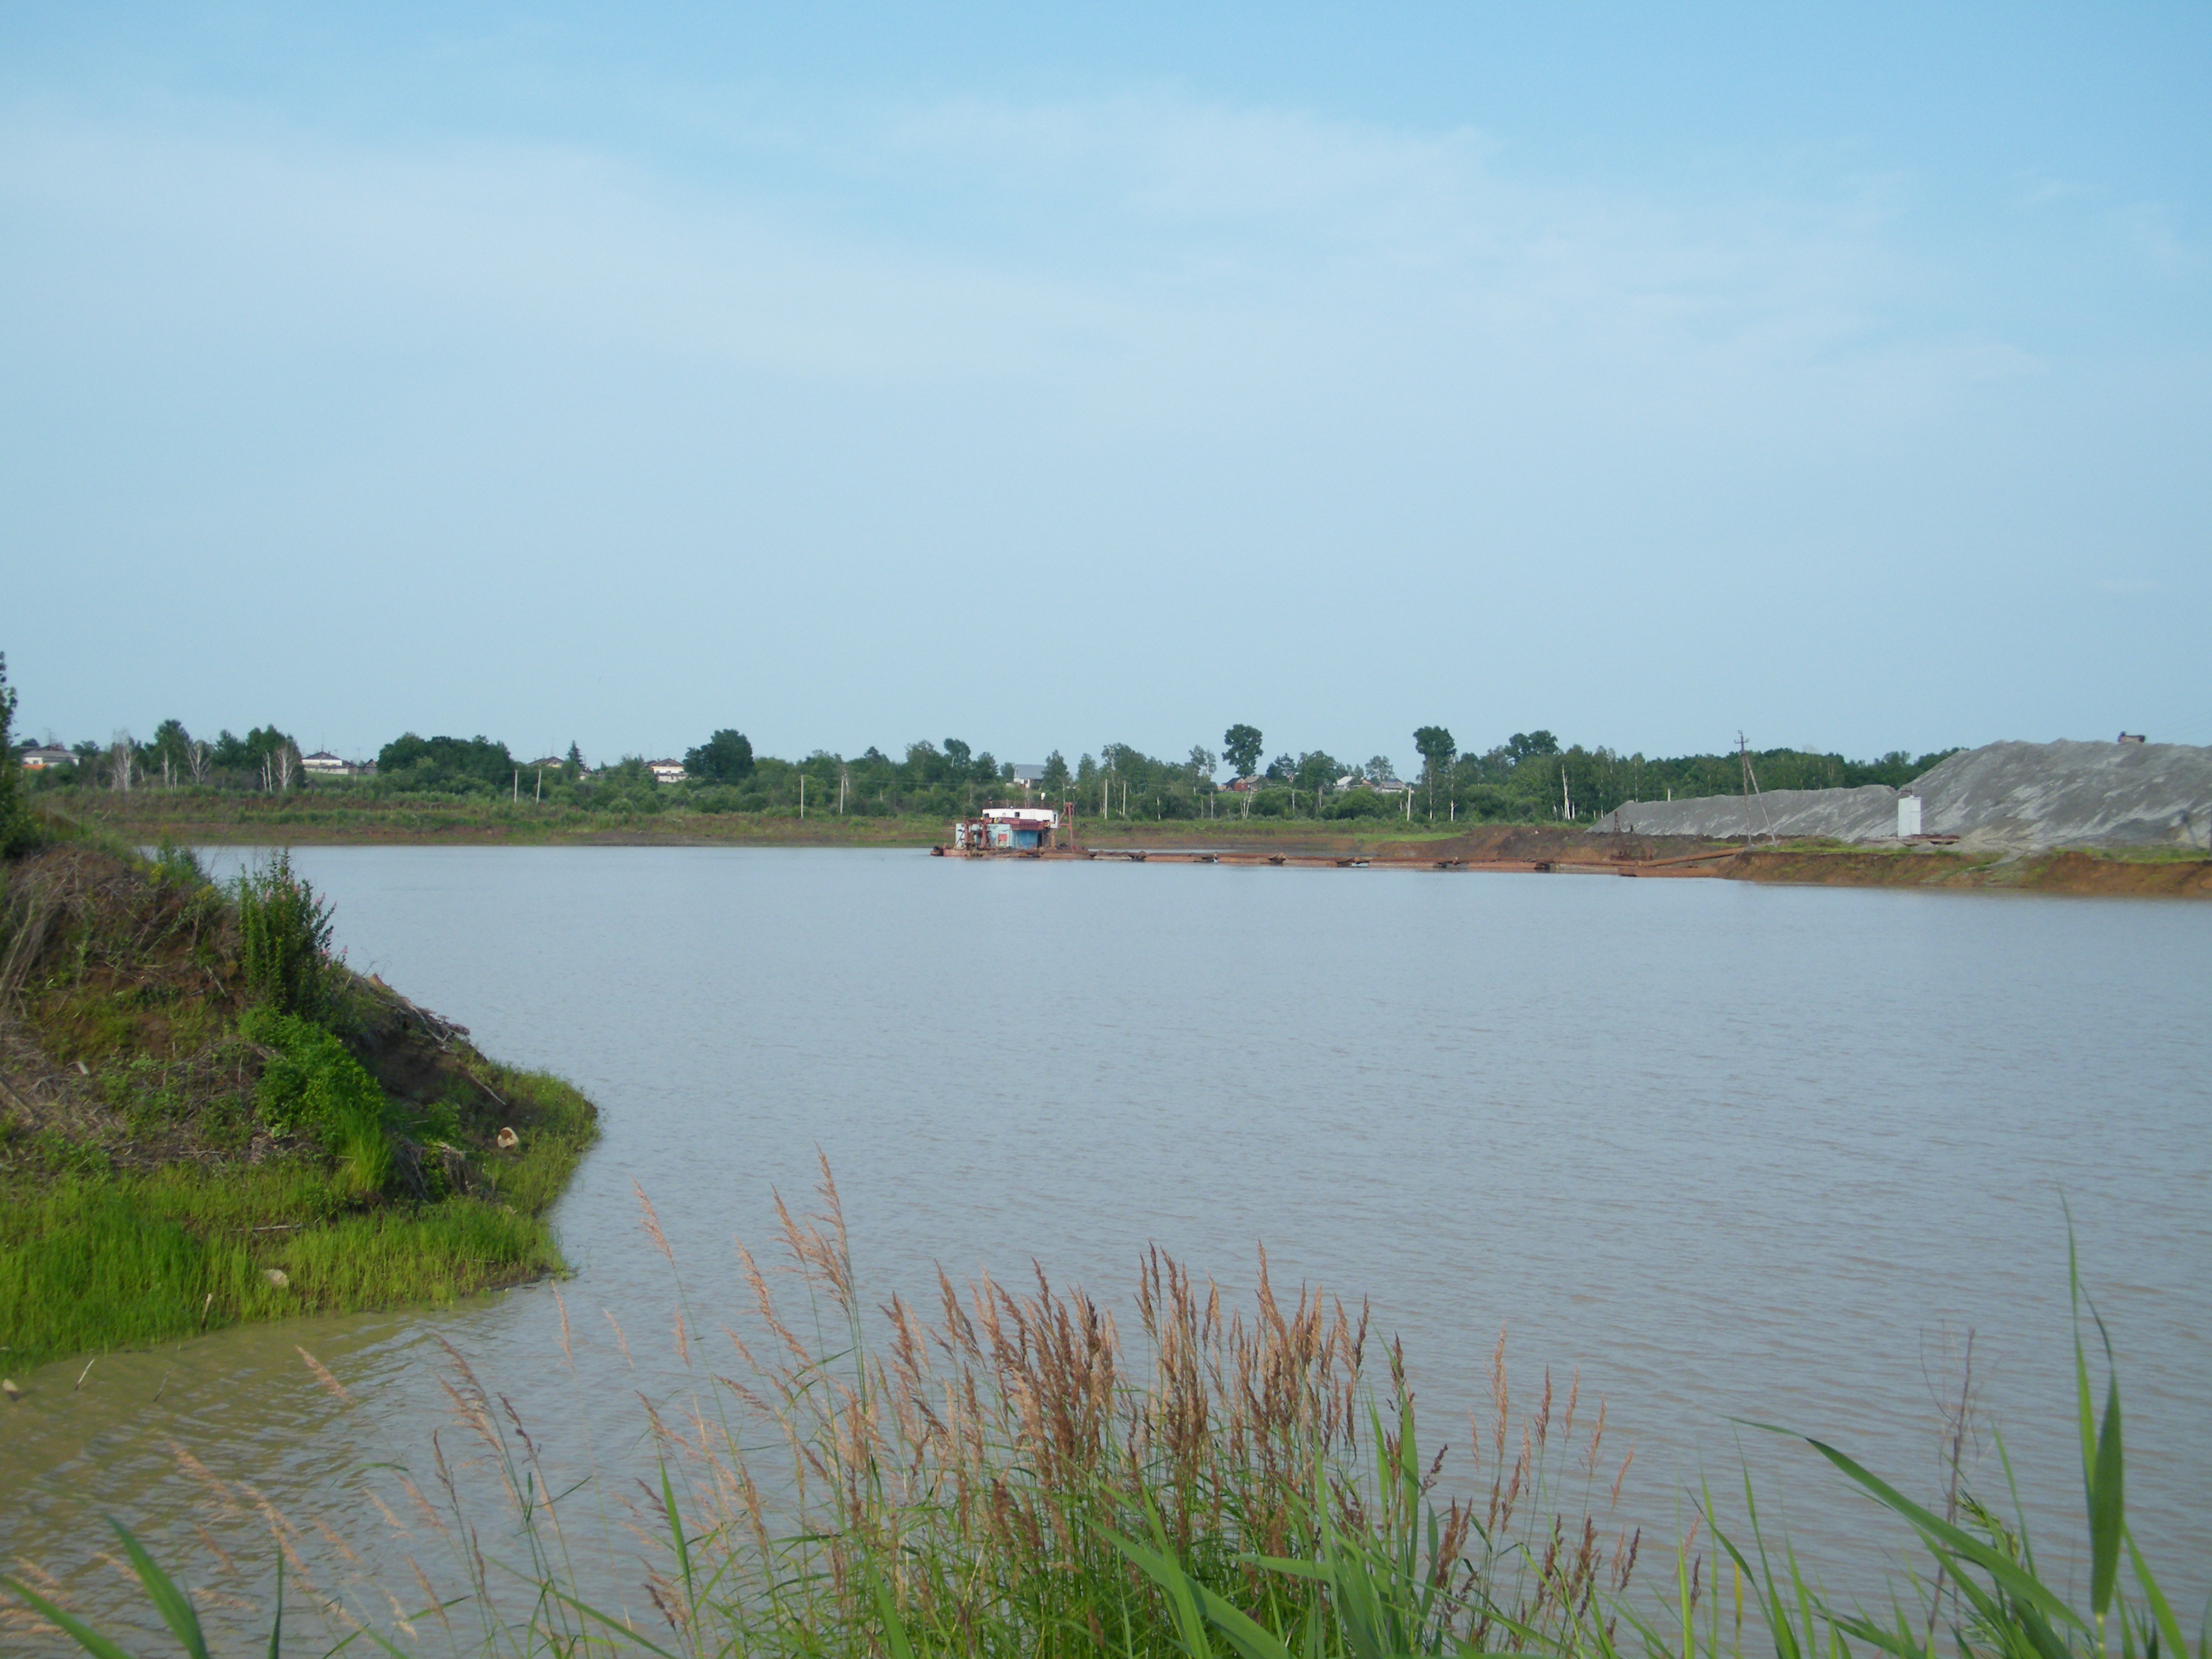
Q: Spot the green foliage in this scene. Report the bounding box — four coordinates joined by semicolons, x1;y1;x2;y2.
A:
37;681;1972;830
1323;786;1402;820
685;727;757;783
209;725;294;774
23;1128;112;1176
148;834;205;888
233;851;332;1017
0;652;30;856
478;1068;599;1212
146;717;195;785
240;1005;393;1196
1222;722;1265;777
375;731;515;791
0;1165;565;1367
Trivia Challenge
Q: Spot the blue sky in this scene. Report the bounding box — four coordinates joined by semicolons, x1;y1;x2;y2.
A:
5;4;2207;767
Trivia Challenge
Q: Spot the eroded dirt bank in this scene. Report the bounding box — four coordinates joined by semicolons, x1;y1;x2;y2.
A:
1723;846;2212;897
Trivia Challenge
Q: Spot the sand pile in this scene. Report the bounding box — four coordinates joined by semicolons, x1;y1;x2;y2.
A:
1601;740;2212;851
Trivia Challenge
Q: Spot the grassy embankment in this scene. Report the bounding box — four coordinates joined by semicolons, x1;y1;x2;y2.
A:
2;1170;2193;1659
67;788;948;846
0;818;598;1370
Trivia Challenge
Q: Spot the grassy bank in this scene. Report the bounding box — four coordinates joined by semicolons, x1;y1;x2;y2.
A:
0;820;598;1370
61;790;950;847
2;1175;2193;1659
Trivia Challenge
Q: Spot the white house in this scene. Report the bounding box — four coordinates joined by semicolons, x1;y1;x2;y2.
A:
301;751;349;777
649;760;688;785
19;744;72;770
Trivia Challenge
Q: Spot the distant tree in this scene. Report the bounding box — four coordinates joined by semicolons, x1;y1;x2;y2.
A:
0;654;26;852
109;732;138;793
150;718;193;788
1364;756;1395;785
684;729;755;784
1041;751;1071;797
1264;753;1296;783
1221;724;1264;779
1505;731;1559;765
209;726;298;786
563;742;584;782
1293;751;1339;794
376;733;513;791
1413;726;1456;814
1187;745;1217;784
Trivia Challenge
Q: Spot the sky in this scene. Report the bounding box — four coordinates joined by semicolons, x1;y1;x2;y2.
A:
4;4;2208;769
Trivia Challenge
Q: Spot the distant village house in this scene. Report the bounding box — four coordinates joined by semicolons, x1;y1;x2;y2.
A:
18;745;72;771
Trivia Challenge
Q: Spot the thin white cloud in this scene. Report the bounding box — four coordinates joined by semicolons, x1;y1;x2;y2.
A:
0;85;2031;466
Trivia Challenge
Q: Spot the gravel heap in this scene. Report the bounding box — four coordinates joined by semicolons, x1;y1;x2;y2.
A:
1599;740;2212;851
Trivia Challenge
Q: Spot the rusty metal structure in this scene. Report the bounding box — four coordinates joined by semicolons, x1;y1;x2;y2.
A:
943;805;1063;854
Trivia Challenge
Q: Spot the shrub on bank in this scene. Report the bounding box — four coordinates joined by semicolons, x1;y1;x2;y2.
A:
242;1007;394;1199
0;840;599;1369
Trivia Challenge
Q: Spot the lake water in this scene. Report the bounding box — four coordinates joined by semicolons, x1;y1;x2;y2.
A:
4;848;2208;1650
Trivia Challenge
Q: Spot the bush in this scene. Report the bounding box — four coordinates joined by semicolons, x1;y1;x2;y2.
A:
233;851;332;1017
241;1007;393;1199
1322;787;1400;820
0;654;32;857
148;835;206;888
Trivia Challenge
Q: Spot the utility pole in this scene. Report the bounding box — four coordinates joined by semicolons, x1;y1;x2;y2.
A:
1737;732;1777;845
1739;733;1752;843
800;773;806;820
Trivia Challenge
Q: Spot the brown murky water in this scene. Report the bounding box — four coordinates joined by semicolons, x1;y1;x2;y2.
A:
4;849;2207;1651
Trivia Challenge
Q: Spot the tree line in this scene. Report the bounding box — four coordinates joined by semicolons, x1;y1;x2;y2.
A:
13;698;1960;827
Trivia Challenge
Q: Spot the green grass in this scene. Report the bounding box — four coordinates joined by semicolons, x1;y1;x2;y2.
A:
0;1067;594;1366
0;837;602;1370
0;1076;593;1367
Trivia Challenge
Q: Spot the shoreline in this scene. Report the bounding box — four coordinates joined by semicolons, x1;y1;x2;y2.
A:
55;799;2212;896
0;831;602;1371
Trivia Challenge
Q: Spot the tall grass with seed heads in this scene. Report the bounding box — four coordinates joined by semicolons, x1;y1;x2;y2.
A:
2;1171;2198;1659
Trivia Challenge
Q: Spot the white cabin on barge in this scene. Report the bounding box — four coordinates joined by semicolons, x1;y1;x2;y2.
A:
949;806;1061;853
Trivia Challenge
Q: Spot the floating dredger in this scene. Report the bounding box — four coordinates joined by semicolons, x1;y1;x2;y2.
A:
943;805;1064;853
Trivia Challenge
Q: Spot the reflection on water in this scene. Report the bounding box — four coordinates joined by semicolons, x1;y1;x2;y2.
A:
4;849;2208;1651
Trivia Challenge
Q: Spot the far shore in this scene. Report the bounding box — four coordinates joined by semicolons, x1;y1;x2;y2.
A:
57;795;2212;897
